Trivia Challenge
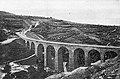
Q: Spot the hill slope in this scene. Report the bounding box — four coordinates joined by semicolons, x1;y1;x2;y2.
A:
0;11;120;46
1;11;120;79
0;11;14;15
30;19;120;46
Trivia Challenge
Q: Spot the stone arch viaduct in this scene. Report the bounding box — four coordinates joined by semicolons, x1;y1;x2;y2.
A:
18;33;120;72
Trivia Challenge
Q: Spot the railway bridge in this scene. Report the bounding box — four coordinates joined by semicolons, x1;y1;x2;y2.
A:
18;33;120;72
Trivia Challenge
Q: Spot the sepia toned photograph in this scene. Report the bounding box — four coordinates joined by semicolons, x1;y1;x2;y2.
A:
0;0;120;79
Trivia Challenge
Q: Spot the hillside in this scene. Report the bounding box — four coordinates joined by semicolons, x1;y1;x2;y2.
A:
46;56;120;79
0;11;14;15
0;11;39;64
0;38;37;65
0;11;120;46
30;18;120;46
0;11;120;63
0;11;120;79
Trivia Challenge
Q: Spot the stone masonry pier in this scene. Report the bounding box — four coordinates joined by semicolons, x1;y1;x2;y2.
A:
18;33;120;72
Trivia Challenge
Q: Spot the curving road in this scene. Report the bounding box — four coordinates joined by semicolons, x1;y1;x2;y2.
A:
16;31;120;49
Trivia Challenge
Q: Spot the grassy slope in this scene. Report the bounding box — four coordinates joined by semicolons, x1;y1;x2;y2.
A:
0;11;120;62
1;11;120;46
0;38;37;65
1;11;120;79
0;11;38;64
31;19;120;46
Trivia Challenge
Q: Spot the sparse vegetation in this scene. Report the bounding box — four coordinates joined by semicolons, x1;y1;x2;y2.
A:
0;11;120;79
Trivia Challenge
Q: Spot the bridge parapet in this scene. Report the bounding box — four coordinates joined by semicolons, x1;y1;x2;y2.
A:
21;35;120;72
24;37;120;49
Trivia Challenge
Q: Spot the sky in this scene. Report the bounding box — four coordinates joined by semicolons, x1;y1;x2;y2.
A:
0;0;120;25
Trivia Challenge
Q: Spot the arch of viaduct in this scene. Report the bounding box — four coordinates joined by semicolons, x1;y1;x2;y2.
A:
22;36;120;72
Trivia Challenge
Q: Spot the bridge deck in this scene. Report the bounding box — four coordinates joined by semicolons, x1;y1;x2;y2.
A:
17;32;120;49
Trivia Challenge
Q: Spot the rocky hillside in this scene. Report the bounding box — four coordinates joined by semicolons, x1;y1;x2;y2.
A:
30;20;120;46
1;11;120;46
46;56;120;79
0;38;37;65
0;11;39;64
0;11;120;64
1;11;120;79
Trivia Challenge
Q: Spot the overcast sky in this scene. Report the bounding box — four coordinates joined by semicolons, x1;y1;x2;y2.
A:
0;0;120;25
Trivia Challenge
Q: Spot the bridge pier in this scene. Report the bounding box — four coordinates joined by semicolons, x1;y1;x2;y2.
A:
100;49;105;63
24;40;120;73
24;40;27;47
35;43;39;57
68;48;74;71
54;46;59;72
43;44;47;67
29;41;32;49
101;52;105;63
84;49;91;66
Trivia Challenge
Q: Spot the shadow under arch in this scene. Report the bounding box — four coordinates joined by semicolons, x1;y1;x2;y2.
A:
37;44;44;70
58;46;69;72
46;45;55;69
88;49;100;65
104;51;118;61
31;42;35;53
74;48;85;69
22;40;26;45
37;44;44;61
27;41;30;48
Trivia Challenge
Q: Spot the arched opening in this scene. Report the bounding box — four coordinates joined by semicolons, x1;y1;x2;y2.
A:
22;40;26;45
104;51;117;61
58;47;69;72
27;41;30;49
37;44;44;61
37;44;44;70
74;48;85;69
46;45;55;69
31;42;35;53
88;49;100;65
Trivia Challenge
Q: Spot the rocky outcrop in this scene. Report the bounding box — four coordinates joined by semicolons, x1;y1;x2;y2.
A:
46;56;120;79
